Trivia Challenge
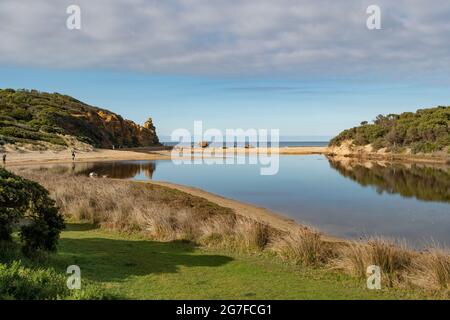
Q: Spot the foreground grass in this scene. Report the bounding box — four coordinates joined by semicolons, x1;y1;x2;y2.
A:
42;223;426;300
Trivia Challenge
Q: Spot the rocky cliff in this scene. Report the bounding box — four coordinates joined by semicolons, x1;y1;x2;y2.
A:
83;110;160;148
0;89;160;149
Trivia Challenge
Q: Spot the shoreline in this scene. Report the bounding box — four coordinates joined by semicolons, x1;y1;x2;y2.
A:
4;146;328;166
147;180;343;244
148;180;300;233
5;144;449;167
327;141;450;165
10;155;450;294
327;153;450;165
6;146;448;243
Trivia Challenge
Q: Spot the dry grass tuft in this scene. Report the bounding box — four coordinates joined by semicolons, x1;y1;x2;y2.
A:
234;218;271;252
409;247;450;291
273;227;332;267
331;237;413;286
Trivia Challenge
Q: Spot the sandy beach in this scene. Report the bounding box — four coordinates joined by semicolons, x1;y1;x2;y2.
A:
4;146;328;166
4;147;171;166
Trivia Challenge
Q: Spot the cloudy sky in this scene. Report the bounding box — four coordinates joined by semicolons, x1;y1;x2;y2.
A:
1;0;449;139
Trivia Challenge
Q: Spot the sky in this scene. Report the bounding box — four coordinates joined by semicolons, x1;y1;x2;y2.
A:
1;0;450;140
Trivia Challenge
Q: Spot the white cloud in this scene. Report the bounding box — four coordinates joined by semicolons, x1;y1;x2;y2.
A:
0;0;449;76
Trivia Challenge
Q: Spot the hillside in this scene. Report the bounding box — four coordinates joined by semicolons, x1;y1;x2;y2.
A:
329;106;450;156
0;89;160;149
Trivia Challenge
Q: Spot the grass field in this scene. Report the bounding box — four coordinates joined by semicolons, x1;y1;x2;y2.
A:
42;223;426;300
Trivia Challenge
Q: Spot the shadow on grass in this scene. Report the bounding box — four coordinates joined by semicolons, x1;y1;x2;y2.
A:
52;229;234;283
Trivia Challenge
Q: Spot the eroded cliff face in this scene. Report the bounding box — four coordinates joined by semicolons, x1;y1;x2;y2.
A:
83;110;160;148
0;89;161;149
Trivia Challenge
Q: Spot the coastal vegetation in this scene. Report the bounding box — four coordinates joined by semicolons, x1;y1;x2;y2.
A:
5;166;450;299
0;169;64;254
0;169;108;299
0;89;160;149
329;106;450;154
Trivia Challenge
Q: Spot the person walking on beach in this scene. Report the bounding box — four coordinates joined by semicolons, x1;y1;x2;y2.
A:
2;153;6;165
71;150;76;161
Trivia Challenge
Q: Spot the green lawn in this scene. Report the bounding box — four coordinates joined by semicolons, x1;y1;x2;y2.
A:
41;223;427;300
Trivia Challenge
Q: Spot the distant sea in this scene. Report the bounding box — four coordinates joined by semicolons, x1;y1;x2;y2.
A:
161;141;329;147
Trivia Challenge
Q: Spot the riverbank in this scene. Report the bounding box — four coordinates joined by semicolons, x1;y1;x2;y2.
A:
52;223;426;299
150;180;302;234
6;143;449;168
3;145;328;166
327;140;450;165
10;167;450;297
1;222;421;300
2;147;171;166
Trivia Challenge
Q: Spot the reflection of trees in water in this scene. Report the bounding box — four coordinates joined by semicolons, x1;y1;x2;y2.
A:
17;161;157;180
76;161;157;179
328;159;450;203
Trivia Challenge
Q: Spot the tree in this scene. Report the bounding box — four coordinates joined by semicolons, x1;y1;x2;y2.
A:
0;169;65;253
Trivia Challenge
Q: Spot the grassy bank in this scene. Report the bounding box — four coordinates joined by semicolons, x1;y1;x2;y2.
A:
38;223;426;299
9;167;450;299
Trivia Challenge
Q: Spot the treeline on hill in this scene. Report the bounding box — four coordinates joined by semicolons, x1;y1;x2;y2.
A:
329;106;450;154
0;89;159;148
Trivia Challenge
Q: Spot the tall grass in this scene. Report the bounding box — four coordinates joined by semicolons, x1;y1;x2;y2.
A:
273;228;333;267
409;246;450;290
13;168;450;294
14;169;275;251
331;238;414;286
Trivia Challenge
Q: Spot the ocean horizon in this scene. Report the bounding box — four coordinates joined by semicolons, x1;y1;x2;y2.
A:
160;141;329;147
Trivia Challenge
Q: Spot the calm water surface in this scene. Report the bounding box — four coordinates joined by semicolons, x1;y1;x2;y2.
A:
26;155;450;246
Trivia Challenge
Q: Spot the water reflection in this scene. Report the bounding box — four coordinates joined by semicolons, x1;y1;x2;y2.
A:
75;161;156;179
13;156;450;245
19;161;157;180
328;158;450;203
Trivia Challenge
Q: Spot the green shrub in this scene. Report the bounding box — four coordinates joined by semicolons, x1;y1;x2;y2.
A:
411;142;440;154
329;106;450;153
0;261;67;300
0;126;40;140
0;260;113;300
0;169;65;253
9;108;33;121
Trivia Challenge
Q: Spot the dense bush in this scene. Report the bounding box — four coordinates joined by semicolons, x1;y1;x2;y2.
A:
330;106;450;154
0;168;65;253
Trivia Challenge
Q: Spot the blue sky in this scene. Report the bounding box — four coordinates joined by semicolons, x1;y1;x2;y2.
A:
2;67;449;140
1;1;450;140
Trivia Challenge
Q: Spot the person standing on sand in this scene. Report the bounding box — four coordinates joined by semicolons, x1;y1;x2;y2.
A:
2;153;6;165
71;150;76;161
